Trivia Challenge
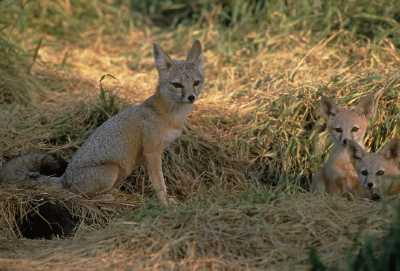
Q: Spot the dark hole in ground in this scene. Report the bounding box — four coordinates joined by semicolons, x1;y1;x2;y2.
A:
17;201;78;239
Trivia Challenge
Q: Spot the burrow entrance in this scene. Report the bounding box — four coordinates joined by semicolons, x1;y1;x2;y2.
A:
16;200;79;239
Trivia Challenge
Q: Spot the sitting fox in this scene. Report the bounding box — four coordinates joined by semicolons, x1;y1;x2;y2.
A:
311;90;384;196
347;138;400;200
0;41;204;206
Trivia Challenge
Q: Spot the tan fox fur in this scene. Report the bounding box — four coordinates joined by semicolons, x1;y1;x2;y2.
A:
0;41;204;206
311;90;384;196
347;139;400;199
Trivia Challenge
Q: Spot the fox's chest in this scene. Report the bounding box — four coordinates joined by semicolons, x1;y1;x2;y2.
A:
162;128;182;146
324;149;358;180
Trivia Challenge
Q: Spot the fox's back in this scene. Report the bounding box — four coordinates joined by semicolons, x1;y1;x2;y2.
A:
65;96;188;179
66;105;146;178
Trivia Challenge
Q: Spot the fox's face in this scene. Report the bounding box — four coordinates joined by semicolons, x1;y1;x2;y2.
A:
153;41;204;104
325;108;367;146
320;91;383;147
347;139;400;198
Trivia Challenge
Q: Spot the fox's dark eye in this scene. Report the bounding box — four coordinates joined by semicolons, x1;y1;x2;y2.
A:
361;170;368;176
351;126;359;133
335;128;343;133
376;170;385;176
193;80;201;87
171;82;184;89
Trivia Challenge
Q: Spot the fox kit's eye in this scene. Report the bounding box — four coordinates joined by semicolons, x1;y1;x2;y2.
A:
351;126;359;133
335;127;343;133
376;170;385;176
171;82;184;89
361;170;368;176
193;80;200;87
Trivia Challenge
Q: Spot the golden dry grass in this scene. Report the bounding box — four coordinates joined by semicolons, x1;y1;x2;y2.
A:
0;2;400;270
0;184;142;239
0;193;395;271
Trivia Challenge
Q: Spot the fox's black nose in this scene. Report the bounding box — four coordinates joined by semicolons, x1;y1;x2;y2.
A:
188;95;196;103
367;182;373;189
342;139;348;145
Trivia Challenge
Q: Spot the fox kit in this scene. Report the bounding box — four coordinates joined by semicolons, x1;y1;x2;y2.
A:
347;139;400;199
0;41;204;206
311;90;384;195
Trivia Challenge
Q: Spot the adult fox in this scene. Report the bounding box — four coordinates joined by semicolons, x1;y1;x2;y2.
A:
0;41;204;206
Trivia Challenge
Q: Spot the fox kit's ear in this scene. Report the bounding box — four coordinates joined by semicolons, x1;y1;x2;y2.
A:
380;139;400;161
186;40;203;68
320;95;337;118
153;43;174;72
347;140;366;161
355;89;384;118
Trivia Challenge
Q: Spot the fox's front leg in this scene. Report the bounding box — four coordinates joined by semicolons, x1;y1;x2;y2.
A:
144;152;169;206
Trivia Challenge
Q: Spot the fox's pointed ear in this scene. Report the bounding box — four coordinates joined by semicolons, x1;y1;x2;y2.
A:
380;139;400;161
153;43;174;72
355;89;384;118
347;140;366;161
186;40;203;67
320;95;337;119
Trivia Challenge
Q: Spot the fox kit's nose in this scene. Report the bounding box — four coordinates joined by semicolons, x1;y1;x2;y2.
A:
342;139;348;145
188;94;196;103
367;182;373;189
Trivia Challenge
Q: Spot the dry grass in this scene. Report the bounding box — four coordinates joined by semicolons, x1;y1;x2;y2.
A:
0;192;395;271
0;183;142;239
0;1;400;270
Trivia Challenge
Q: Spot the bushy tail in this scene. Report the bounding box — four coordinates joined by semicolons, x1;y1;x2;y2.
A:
0;153;68;186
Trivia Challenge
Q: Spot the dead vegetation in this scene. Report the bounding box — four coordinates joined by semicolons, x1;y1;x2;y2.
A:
0;192;395;271
0;1;400;270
